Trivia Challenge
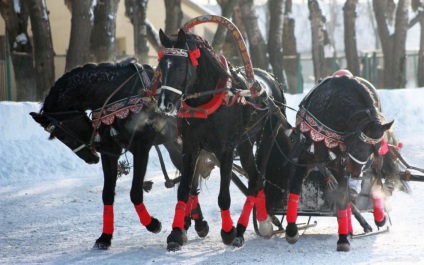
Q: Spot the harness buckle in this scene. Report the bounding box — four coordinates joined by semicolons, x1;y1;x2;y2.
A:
46;124;55;133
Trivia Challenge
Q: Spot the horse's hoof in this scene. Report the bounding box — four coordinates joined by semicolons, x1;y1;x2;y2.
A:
337;234;350;252
93;233;112;250
285;223;299;244
146;217;162;234
258;217;273;239
232;236;244;247
182;229;188;243
167;228;183;251
195;219;209;238
221;226;237;245
375;216;386;227
336;243;351;252
167;241;182;252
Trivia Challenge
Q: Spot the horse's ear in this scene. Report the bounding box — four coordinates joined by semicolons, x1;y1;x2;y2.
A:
159;29;170;46
30;112;49;128
382;120;394;132
177;28;187;47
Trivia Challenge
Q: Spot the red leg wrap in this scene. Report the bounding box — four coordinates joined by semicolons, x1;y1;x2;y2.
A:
372;197;385;222
255;189;268;222
134;203;152;226
286;193;299;223
338;209;349;235
191;194;200;220
347;203;353;234
237;196;255;227
103;205;114;234
221;209;233;233
172;201;186;230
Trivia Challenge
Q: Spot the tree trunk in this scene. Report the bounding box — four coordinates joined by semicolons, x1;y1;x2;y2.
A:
65;0;94;71
308;0;327;81
164;0;182;35
343;0;360;76
146;20;161;52
239;0;269;69
26;0;55;99
268;0;286;86
418;14;424;87
90;0;119;62
373;0;410;88
283;0;300;94
212;0;240;53
125;0;149;62
0;0;37;101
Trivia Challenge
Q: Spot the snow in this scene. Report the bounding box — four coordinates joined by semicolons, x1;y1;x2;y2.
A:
1;88;424;264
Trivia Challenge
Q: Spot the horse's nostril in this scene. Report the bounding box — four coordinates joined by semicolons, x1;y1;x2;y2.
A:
167;102;174;112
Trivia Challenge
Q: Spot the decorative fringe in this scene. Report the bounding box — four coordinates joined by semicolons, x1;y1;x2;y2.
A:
307;143;315;154
328;150;337;160
94;132;101;143
110;126;119;137
285;128;293;137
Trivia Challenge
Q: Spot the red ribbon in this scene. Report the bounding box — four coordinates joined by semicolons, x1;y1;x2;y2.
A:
189;48;201;66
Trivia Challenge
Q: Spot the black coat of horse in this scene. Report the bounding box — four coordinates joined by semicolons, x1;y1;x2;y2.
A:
30;58;209;249
282;73;393;251
156;29;292;250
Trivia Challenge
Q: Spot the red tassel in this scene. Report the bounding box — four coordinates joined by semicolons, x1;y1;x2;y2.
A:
338;209;349;235
237;196;255;227
286;193;299;223
189;48;201;66
379;138;389;155
372;197;385;222
103;205;114;234
255;189;268;222
221;209;233;233
172;201;186;230
134;203;152;226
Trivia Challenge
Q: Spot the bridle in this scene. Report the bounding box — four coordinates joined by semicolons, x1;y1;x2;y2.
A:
42;110;95;154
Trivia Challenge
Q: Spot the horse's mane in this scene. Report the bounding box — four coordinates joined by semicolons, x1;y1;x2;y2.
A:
185;33;230;90
307;75;384;132
42;57;140;111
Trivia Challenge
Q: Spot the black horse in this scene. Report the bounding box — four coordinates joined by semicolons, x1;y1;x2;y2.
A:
280;72;393;251
30;58;208;250
156;29;292;251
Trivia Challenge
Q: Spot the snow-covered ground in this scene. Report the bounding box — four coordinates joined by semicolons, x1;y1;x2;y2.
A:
1;88;424;264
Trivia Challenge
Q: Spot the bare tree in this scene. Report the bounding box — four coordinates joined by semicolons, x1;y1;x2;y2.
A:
410;0;424;87
90;0;120;62
267;0;286;85
283;0;301;94
212;0;240;53
65;0;94;71
308;0;329;81
27;0;55;99
0;0;37;101
125;0;149;62
373;0;410;88
164;0;182;35
239;0;268;69
343;0;360;76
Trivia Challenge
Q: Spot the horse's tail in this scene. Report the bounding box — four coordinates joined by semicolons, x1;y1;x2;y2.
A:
264;128;295;212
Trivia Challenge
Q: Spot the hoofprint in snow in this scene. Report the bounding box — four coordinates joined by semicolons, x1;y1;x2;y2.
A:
1;88;424;264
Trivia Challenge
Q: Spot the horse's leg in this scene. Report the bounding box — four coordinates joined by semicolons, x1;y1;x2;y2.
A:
334;172;351;252
131;143;162;233
285;164;308;244
371;179;387;227
94;152;120;250
217;150;238;245
166;147;198;251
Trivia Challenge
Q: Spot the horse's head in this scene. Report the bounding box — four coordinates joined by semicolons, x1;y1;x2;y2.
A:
344;115;394;178
30;111;100;164
157;29;229;115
